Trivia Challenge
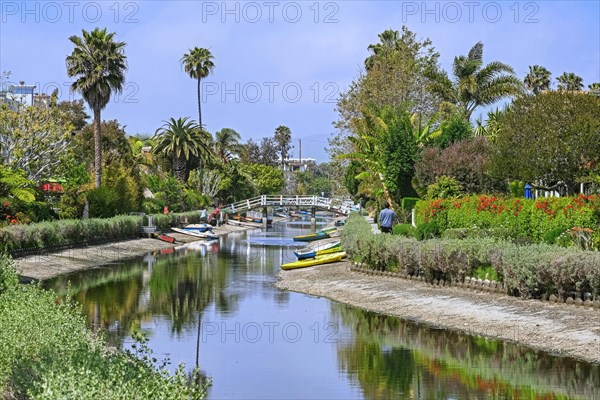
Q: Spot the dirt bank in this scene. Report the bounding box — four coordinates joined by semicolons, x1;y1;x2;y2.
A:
275;261;600;364
15;222;259;281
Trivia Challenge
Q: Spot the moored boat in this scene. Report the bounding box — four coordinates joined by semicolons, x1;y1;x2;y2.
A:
294;240;341;260
280;251;346;270
171;227;218;240
292;227;337;242
182;223;213;232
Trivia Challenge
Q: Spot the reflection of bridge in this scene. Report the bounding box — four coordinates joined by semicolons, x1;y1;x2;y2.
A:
222;195;352;216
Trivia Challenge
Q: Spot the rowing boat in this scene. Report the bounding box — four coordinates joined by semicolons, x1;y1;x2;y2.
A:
280;251;346;270
171;227;218;240
183;223;213;232
294;240;341;260
292;227;337;242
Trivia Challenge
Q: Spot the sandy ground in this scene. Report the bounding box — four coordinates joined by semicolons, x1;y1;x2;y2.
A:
14;222;259;281
275;260;600;364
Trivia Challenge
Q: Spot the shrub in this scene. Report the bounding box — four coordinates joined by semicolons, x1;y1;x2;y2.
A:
86;187;120;219
426;176;463;199
342;213;600;298
0;253;18;293
415;221;441;240
393;223;415;237
401;197;420;211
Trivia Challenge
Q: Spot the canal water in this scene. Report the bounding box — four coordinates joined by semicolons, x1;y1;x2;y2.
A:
46;220;600;400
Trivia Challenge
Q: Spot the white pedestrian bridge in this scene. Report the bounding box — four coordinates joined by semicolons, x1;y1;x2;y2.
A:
221;195;354;216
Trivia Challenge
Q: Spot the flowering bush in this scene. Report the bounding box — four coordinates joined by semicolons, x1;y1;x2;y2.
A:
415;194;600;245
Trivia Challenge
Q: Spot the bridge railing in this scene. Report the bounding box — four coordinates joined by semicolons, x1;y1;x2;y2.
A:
222;195;349;214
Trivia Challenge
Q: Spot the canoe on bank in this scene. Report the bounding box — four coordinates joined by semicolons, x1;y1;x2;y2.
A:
280;251;346;270
171;227;218;240
292;228;337;242
183;223;213;232
294;241;341;260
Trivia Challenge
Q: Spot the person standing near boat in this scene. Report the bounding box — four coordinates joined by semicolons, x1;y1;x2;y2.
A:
379;202;396;233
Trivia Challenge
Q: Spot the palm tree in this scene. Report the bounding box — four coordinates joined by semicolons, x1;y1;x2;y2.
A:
214;128;244;163
181;48;215;128
365;29;401;70
66;28;127;188
152;117;213;182
524;65;552;94
410;113;441;147
587;83;600;92
426;42;523;121
274;125;292;171
556;72;584;91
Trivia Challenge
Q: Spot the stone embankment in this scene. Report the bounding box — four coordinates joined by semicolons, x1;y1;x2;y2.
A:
15;222;260;281
276;260;600;364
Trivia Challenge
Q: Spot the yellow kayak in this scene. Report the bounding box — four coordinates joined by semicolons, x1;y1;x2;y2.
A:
281;251;346;270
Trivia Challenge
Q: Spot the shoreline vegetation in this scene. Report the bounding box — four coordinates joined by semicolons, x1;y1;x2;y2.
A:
0;219;258;399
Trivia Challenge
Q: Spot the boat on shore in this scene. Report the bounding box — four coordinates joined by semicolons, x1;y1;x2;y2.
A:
182;223;213;232
294;240;341;260
171;227;218;240
280;251;346;270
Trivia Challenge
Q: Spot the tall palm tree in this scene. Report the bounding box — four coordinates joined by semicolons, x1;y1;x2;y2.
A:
524;65;552;94
214;128;244;163
181;48;215;128
426;42;523;121
556;72;584;91
66;28;127;188
589;83;600;92
152;117;213;182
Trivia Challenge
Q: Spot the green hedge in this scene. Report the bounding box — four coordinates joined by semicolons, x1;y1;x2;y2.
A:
342;214;600;299
0;255;207;399
0;211;204;252
414;195;600;246
401;197;420;211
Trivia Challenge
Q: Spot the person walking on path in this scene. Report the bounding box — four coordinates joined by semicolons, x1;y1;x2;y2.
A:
379;202;396;233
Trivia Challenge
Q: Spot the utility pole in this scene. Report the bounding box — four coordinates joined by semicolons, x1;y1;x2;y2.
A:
298;138;302;163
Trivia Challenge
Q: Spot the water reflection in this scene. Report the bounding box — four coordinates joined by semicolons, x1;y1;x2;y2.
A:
334;304;600;400
45;223;600;400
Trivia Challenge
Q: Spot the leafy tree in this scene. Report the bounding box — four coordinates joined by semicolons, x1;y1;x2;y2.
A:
426;42;523;121
294;171;332;196
339;105;418;205
335;27;440;143
56;99;89;132
74;120;135;168
0;106;73;181
556;72;584;91
524;65;552;94
214;128;243;163
216;161;254;203
242;163;284;194
429;112;473;148
273;125;292;170
152;117;213;182
0;165;36;203
415;136;501;194
66;27;127;188
492;91;600;193
243;137;278;166
181;47;215;128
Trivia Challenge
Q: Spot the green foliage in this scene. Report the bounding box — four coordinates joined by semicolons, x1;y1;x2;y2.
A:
509;180;525;197
0;211;203;252
0;253;18;293
392;223;415;237
145;173;209;213
401;197;419;211
430;113;472;148
0;166;36;203
342;214;600;298
414;221;441;240
0;279;207;398
492;92;600;191
86;186;119;218
243;163;284;194
415;195;600;245
426;176;462;199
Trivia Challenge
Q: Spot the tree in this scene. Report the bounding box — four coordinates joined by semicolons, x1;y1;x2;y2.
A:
588;83;600;92
56;99;89;132
181;47;215;128
214;128;244;163
66;27;127;188
556;72;584;91
426;42;523;121
524;65;552;94
242;163;284;194
152;117;213;182
273;125;292;170
492;91;600;192
0;106;73;181
243;137;278;166
74;120;135;168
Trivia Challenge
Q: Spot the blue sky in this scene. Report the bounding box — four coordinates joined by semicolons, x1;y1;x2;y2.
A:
1;1;599;162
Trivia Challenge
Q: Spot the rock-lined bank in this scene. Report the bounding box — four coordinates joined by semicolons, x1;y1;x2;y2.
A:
275;260;600;364
15;222;259;281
